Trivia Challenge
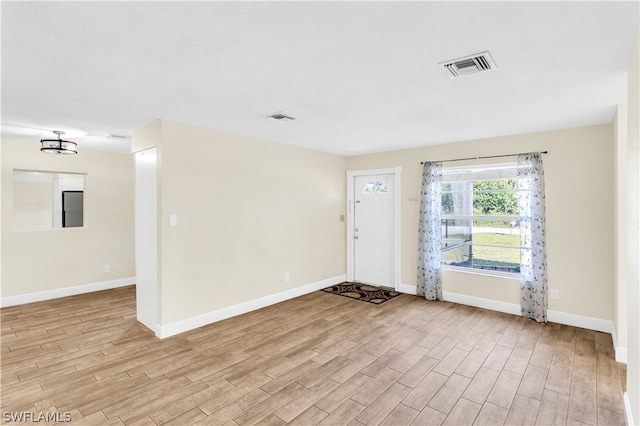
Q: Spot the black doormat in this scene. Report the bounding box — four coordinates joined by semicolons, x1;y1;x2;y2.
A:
321;282;400;304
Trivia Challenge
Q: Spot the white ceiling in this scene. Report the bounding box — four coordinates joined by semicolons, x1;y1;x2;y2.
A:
2;1;638;155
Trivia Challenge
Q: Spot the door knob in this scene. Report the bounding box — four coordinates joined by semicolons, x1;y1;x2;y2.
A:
354;236;359;239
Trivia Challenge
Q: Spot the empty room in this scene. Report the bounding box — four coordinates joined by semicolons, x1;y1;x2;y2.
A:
1;1;639;425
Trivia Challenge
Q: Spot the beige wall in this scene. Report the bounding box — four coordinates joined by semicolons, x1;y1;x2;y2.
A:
347;124;615;321
13;180;54;230
3;120;622;334
1;140;135;296
132;119;163;153
141;120;347;325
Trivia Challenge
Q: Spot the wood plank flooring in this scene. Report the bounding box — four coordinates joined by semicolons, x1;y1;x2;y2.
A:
0;286;627;425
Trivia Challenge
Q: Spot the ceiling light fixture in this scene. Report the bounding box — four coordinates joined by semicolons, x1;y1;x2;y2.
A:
40;130;78;155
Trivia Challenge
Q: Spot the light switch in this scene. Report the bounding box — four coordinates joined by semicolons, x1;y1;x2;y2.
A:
169;214;177;227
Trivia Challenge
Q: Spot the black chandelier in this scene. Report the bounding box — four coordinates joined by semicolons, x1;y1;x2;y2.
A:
40;131;77;155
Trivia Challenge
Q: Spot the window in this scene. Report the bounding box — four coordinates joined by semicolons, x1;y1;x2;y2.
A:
441;164;520;275
362;181;389;195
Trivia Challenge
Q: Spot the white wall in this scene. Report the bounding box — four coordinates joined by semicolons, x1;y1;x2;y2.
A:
133;120;347;327
1;140;135;300
347;124;615;323
135;148;159;333
625;25;640;426
614;105;628;363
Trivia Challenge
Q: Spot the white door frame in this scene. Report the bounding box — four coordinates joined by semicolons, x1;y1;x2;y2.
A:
346;167;401;290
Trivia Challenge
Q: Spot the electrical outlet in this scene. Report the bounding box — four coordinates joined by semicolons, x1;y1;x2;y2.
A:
550;289;558;299
104;264;111;273
284;272;290;282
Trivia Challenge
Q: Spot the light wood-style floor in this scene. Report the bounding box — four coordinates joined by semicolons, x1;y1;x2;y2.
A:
1;286;627;425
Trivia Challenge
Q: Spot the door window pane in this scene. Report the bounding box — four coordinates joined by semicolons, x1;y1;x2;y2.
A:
362;181;389;194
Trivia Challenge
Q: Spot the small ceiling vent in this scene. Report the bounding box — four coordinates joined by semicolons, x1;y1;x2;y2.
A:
266;112;296;121
106;133;129;139
439;51;496;78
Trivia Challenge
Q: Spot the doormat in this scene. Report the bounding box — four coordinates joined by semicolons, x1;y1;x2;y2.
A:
321;282;400;304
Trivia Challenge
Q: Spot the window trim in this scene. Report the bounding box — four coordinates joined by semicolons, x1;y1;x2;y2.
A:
443;263;520;280
441;163;521;278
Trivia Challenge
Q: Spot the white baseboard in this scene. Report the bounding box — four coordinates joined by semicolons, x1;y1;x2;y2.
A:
615;347;628;365
443;291;522;316
400;283;522;316
399;284;620;349
624;392;635;426
399;283;417;295
611;326;628;364
0;277;136;308
546;310;613;334
157;274;346;339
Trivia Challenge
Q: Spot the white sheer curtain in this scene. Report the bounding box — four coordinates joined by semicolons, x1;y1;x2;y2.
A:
518;153;548;322
417;162;443;300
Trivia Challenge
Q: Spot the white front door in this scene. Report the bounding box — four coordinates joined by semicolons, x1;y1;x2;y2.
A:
353;174;396;287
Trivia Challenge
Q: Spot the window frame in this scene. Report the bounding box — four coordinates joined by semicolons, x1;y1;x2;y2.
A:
441;163;521;279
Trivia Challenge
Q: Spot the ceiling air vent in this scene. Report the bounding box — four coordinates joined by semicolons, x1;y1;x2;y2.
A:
265;112;296;121
106;133;129;139
439;51;496;78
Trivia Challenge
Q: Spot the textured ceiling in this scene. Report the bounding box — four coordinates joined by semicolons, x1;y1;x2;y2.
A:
2;1;639;155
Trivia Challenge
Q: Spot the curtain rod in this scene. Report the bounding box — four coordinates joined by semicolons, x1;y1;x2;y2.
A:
420;151;548;165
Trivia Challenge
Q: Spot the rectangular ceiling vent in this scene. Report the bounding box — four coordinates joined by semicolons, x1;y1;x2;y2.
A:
106;133;129;139
439;51;496;78
266;112;296;121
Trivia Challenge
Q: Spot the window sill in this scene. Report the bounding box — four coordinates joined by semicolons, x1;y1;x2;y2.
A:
443;265;520;280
